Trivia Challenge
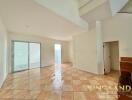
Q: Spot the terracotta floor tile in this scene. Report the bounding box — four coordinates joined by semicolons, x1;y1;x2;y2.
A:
37;91;61;100
62;92;73;100
0;64;119;100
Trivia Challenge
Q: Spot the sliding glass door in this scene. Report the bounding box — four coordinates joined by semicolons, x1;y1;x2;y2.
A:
12;41;41;72
29;43;40;69
13;42;29;72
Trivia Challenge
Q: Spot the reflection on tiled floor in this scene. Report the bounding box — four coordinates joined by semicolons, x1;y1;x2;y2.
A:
0;64;119;100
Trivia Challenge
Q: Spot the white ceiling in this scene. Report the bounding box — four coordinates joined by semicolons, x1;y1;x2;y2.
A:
82;1;112;25
0;0;86;40
79;0;129;23
78;0;92;8
120;0;132;13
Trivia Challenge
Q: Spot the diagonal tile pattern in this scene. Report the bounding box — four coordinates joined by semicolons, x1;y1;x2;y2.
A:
0;64;119;100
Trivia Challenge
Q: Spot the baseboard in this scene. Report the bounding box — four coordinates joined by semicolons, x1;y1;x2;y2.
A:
0;81;3;88
41;64;54;68
63;62;72;64
0;74;7;88
111;69;120;71
75;66;99;75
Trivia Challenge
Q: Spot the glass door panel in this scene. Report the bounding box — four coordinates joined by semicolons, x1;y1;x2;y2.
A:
54;44;61;65
13;42;29;72
29;43;41;69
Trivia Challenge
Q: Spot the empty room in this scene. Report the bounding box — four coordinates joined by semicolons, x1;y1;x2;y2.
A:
0;0;132;100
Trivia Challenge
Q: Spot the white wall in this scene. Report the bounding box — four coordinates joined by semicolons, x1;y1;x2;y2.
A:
103;13;132;57
61;41;72;63
0;17;8;88
72;13;132;75
73;29;98;74
8;33;71;73
72;21;105;74
69;40;74;63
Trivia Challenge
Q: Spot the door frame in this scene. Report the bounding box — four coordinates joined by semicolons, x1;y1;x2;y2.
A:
103;42;111;74
11;40;42;73
103;41;119;74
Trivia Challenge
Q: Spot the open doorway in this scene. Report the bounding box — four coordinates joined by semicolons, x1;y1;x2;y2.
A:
103;41;119;74
54;44;62;65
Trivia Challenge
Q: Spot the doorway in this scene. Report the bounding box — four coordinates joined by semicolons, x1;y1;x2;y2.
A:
12;41;41;72
54;44;61;65
103;41;119;74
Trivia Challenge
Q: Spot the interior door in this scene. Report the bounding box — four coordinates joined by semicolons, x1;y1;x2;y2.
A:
13;42;29;72
29;43;41;69
103;42;111;74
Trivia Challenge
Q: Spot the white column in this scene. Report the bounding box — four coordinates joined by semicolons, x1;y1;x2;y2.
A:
96;21;104;74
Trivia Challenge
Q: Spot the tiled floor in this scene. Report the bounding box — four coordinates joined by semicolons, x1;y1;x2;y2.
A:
0;64;119;100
